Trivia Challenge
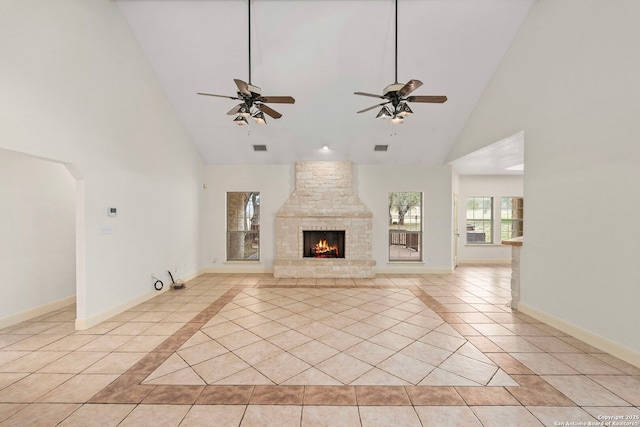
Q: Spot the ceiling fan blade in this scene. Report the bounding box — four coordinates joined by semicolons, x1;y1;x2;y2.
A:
357;102;390;114
226;104;242;115
234;79;251;95
257;104;282;119
397;79;423;97
197;92;239;100
406;95;448;103
260;96;295;104
354;92;386;99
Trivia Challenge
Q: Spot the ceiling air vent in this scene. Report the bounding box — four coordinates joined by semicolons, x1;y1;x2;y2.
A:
253;145;267;152
374;145;388;152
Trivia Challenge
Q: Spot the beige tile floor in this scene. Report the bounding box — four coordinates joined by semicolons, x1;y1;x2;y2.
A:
0;264;638;426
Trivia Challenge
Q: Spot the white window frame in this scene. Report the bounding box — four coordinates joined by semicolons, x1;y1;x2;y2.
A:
388;192;423;262
226;192;260;261
500;196;524;241
466;196;493;244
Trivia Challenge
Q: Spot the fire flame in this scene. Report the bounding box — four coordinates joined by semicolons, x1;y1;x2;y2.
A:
314;239;339;257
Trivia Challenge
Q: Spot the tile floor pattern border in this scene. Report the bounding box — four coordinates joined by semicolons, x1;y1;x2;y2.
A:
89;283;576;407
1;269;639;427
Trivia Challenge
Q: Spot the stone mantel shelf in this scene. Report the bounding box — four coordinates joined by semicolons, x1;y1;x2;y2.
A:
502;236;523;246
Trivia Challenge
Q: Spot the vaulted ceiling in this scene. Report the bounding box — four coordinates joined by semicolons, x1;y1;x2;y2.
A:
115;0;532;168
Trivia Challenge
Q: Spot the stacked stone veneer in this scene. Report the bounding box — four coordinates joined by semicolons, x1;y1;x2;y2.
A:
273;162;375;278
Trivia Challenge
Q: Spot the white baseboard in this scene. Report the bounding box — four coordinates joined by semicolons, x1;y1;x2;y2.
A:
458;259;511;264
74;271;199;330
75;286;168;330
518;302;640;369
0;295;76;329
178;271;200;283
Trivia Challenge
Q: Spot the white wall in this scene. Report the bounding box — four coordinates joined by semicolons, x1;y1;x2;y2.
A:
0;1;203;327
0;149;75;324
449;0;640;360
457;175;523;262
201;165;293;272
201;164;454;274
358;165;454;273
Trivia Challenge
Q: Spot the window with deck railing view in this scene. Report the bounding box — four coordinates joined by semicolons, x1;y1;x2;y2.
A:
389;192;422;261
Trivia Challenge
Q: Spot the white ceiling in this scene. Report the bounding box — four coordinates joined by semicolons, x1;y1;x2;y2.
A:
115;0;532;167
449;130;524;175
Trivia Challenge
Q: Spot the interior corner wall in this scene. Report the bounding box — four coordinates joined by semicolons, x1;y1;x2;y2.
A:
0;149;75;323
451;170;460;266
449;0;640;357
200;164;454;274
0;1;203;327
457;175;523;263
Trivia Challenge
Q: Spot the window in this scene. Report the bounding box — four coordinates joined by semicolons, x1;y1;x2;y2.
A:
466;197;493;244
388;192;422;261
226;192;260;261
501;197;524;240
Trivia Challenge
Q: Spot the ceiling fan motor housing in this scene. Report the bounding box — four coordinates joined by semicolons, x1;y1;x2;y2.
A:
383;83;405;97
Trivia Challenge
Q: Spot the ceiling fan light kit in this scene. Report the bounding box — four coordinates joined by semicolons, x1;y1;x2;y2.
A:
252;111;266;125
397;102;413;116
391;115;404;124
237;104;251;117
197;0;295;126
234;116;249;126
376;106;393;119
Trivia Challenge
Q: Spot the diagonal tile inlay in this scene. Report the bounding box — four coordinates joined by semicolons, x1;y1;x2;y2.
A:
142;286;515;387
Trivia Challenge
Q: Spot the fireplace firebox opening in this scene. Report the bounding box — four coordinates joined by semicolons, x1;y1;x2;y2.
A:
303;230;345;258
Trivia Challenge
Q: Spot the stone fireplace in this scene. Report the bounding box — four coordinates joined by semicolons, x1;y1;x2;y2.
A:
273;161;375;278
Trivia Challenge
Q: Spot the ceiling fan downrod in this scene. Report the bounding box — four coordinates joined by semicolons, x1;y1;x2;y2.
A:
248;0;252;85
394;0;398;85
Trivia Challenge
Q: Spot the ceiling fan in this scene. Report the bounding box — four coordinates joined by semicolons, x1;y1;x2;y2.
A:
354;0;447;123
197;0;294;125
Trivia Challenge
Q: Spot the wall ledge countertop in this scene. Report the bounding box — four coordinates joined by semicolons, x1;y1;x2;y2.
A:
502;236;523;246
